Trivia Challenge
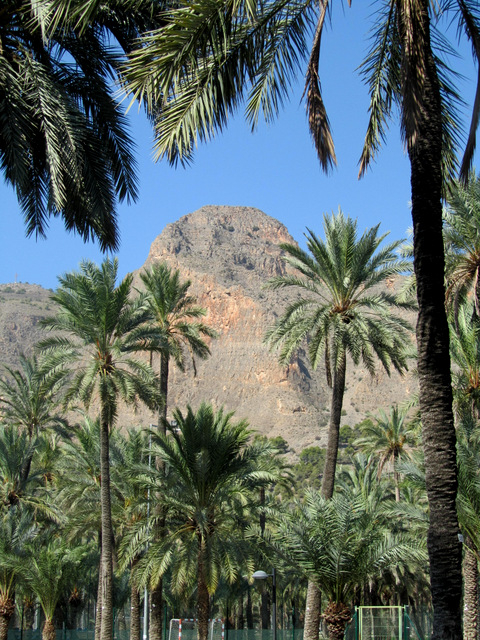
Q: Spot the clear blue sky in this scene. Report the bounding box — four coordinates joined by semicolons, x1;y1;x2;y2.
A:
0;4;478;290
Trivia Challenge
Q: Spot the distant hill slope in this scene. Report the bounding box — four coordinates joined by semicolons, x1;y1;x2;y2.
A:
0;205;417;455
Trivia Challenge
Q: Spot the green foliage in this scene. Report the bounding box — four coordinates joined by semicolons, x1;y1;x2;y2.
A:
265;211;413;374
278;488;427;608
293;447;326;493
124;403;284;597
139;261;216;391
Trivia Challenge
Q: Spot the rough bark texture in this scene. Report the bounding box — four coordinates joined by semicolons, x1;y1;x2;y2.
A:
246;588;253;630
322;602;351;640
463;542;478;640
100;417;114;640
304;354;346;640
303;582;322;640
130;567;141;640
149;354;169;640
407;4;462;639
0;596;15;640
197;551;209;640
42;619;56;640
95;563;102;640
321;352;347;500
149;585;163;640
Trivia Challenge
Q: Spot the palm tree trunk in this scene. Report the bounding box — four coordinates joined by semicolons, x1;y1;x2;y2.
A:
393;451;400;503
246;588;253;630
322;351;346;500
42;619;56;640
149;353;169;640
407;4;462;638
197;547;210;640
0;595;15;640
463;540;477;640
95;552;102;640
130;560;141;640
100;417;114;640
303;582;321;640
304;353;346;640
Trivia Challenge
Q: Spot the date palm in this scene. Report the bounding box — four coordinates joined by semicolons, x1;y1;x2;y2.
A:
39;258;159;640
266;211;412;500
140;261;216;424
0;425;57;520
0;508;37;640
123;3;480;634
280;490;426;640
265;212;412;633
0;0;166;249
138;262;215;640
443;173;480;320
23;535;87;640
0;354;67;484
356;405;417;502
126;403;280;640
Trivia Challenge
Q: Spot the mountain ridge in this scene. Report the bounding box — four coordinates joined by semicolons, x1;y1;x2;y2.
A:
0;205;417;455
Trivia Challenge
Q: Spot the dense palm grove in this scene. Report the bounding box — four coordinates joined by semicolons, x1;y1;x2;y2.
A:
1;3;480;640
2;193;480;640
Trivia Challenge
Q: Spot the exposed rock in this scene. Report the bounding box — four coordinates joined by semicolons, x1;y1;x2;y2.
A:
0;206;417;456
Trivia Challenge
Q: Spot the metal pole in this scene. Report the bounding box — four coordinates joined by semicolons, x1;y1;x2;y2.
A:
271;569;276;640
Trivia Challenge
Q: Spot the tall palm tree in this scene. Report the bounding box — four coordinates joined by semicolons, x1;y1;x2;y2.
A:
0;0;165;250
38;258;159;640
123;4;480;634
126;403;280;640
139;261;216;425
139;262;215;640
356;405;417;502
265;212;412;633
265;211;412;500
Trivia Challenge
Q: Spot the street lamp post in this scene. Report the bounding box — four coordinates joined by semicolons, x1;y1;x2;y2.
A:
252;569;277;640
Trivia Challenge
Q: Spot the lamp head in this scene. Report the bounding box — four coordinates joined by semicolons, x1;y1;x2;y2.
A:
252;570;270;580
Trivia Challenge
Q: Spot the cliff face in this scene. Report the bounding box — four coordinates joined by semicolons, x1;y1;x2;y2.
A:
0;205;416;454
135;205;415;453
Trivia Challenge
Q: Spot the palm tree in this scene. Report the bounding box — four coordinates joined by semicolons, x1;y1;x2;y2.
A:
265;212;412;632
123;4;480;634
0;425;57;520
0;0;165;250
280;490;427;640
356;405;418;502
0;508;37;640
265;211;412;500
39;258;159;640
139;262;215;640
0;354;66;440
443;173;480;319
139;261;216;425
24;535;87;640
127;403;280;640
0;354;68;483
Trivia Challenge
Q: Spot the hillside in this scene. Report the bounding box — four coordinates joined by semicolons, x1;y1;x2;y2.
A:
0;205;417;454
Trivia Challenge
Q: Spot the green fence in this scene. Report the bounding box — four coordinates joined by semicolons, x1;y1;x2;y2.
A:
344;607;430;640
8;629;303;640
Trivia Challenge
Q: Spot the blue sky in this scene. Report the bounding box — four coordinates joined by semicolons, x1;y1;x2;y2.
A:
0;4;478;290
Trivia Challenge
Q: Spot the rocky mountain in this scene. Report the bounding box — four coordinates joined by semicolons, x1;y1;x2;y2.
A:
0;205;417;455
